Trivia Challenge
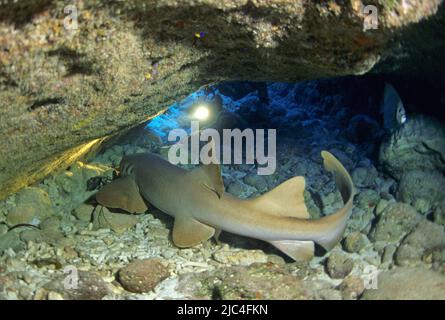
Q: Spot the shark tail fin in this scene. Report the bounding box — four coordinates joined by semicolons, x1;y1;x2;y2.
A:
314;151;355;251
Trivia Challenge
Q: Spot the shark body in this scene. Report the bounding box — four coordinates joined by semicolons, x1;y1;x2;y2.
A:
96;151;355;261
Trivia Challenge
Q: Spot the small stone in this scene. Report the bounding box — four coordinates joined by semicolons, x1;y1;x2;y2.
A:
174;263;318;299
379;115;445;179
381;244;397;265
161;249;176;259
431;247;445;273
18;286;34;300
47;291;64;300
63;246;79;259
20;229;64;244
0;224;8;236
362;267;445;300
355;189;380;212
394;219;445;267
433;200;445;225
118;258;170;293
73;204;94;222
0;231;25;254
52;162;113;211
369;203;421;252
351;166;378;188
267;254;286;266
33;288;50;300
339;275;365;300
6;205;37;225
227;180;247;196
243;173;268;191
93;206;138;234
346;207;374;234
317;288;343;300
213;248;269;266
397;170;445;214
40;216;61;232
9;187;55;225
375;199;390;216
325;251;354;279
43;271;111;300
343;232;369;253
318;191;343;212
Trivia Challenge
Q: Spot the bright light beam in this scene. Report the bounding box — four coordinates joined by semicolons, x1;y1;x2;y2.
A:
193;105;210;120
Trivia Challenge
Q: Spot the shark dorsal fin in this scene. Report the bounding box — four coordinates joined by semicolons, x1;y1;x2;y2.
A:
251;176;310;219
96;176;148;214
190;163;225;198
172;216;215;247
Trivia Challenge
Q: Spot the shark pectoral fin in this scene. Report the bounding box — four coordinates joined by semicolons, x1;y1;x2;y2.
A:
172;216;215;248
96;176;148;214
269;240;315;262
252;176;310;219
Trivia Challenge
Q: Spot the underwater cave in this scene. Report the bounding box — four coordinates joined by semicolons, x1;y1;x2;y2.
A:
0;0;445;303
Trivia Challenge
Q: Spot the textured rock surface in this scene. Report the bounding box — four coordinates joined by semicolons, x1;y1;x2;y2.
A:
325;251;354;279
41;270;112;300
5;187;55;226
397;170;445;214
172;263;329;300
92;206;139;235
212;247;268;266
379;115;445;179
361;267;445;300
118;258;170;293
394;220;445;267
369;202;421;252
0;0;443;199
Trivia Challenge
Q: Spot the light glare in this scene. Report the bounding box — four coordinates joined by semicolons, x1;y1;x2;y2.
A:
193;105;210;120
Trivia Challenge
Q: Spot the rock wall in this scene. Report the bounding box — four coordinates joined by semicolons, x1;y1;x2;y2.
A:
0;0;443;199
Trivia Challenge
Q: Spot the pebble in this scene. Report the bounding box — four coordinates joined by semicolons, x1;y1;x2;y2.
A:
92;206;138;235
226;180;246;196
325;251;354;279
6;187;55;226
374;199;391;216
339;275;365;300
73;204;95;222
43;271;111;300
343;232;369;253
243;173;268;191
362;267;445;300
118;258;170;293
212;248;268;266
